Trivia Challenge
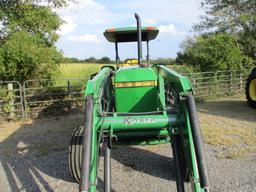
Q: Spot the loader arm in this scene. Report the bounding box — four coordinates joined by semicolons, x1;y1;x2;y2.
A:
68;13;209;192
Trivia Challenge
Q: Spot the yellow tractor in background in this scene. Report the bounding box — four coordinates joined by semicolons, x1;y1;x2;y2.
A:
246;68;256;108
118;59;139;68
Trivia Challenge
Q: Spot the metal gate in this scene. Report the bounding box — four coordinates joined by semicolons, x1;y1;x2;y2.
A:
0;69;252;120
23;78;88;119
185;70;250;98
0;81;24;119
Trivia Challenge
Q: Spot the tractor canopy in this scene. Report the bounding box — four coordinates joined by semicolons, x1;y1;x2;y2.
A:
103;27;159;43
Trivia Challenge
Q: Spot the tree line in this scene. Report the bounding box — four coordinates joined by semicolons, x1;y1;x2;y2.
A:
0;0;66;82
176;0;256;72
0;0;255;82
62;56;175;65
62;57;114;64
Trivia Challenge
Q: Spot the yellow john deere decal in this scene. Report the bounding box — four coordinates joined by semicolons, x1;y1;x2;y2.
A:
115;80;157;88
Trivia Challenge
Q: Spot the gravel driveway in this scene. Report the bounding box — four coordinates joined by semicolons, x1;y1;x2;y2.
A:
0;112;255;192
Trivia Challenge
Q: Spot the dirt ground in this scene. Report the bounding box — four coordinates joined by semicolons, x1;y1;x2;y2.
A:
0;95;255;192
197;94;256;158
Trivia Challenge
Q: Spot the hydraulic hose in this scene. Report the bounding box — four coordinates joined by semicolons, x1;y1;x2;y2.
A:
187;92;210;190
172;134;185;192
80;95;94;192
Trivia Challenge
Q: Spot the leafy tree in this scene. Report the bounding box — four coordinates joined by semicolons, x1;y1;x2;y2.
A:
194;0;256;60
85;57;97;63
151;58;175;65
0;0;67;82
98;57;111;64
176;33;253;72
63;57;81;63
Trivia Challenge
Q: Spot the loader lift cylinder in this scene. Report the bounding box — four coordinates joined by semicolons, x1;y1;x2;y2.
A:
172;134;185;192
80;96;94;192
104;137;111;192
187;92;210;191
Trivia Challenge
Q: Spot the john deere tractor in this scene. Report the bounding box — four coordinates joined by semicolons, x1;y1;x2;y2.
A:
69;13;210;192
246;68;256;108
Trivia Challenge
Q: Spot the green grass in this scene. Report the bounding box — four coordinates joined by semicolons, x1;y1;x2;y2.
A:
198;94;256;158
56;63;189;79
56;63;111;79
51;63;109;87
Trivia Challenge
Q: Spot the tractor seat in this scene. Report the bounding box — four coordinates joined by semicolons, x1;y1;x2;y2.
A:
118;58;138;68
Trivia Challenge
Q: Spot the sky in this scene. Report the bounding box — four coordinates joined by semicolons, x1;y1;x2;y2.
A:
55;0;203;60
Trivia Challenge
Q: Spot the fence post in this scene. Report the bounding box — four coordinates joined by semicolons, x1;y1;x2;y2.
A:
193;78;196;85
67;80;71;93
18;82;25;120
7;83;15;119
229;71;233;96
239;73;243;92
214;72;218;96
192;77;197;96
192;77;196;88
23;81;28;119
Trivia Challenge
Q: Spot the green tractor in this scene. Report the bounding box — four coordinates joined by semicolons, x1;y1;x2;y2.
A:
246;68;256;108
69;13;210;192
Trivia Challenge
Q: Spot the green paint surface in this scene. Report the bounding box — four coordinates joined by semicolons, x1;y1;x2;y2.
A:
83;63;208;192
114;67;158;112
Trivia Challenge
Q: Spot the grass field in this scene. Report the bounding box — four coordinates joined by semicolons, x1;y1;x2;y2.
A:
56;63;189;79
56;63;107;79
51;63;112;87
198;94;256;158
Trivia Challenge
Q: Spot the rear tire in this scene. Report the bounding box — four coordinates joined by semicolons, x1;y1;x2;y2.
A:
69;126;84;182
245;68;256;108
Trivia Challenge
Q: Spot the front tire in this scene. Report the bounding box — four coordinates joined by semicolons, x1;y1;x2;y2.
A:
245;69;256;108
69;126;84;182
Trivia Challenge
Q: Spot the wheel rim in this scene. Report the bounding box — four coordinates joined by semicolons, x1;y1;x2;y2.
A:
249;79;256;101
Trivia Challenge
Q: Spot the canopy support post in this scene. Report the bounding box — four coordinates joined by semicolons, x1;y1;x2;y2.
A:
147;40;150;65
115;41;119;65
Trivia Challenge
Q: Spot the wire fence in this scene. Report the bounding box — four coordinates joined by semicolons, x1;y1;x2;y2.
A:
185;70;251;98
23;78;88;118
0;69;251;120
0;81;24;120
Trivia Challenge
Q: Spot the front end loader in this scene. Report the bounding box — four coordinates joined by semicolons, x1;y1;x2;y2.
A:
69;13;210;192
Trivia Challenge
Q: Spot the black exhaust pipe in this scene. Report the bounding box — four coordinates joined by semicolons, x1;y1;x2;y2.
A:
80;95;94;192
134;13;142;66
187;92;210;191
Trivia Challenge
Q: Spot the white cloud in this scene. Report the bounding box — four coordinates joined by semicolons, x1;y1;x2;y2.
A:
143;19;158;25
159;24;176;33
59;0;105;12
120;0;203;27
158;24;186;36
56;0;127;27
57;17;77;36
55;0;202;59
68;34;101;43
